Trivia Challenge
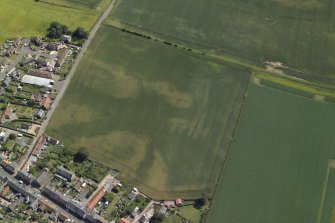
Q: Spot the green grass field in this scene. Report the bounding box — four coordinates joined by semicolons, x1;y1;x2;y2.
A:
109;0;335;77
39;0;109;10
0;0;110;43
47;26;250;199
207;83;335;223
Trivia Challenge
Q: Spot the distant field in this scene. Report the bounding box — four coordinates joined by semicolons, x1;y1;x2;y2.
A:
47;26;250;199
40;0;109;10
0;0;109;43
207;83;335;223
109;0;335;76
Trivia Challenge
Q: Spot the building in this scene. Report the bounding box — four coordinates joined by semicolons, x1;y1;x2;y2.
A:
119;218;130;223
1;160;18;175
7;180;39;209
21;75;54;87
39;199;57;213
31;135;45;157
27;69;53;79
43;186;69;208
66;200;86;219
32;171;50;188
61;35;72;43
175;198;183;206
86;187;106;212
35;109;44;119
40;97;51;110
55;167;75;182
47;136;59;145
16;170;35;185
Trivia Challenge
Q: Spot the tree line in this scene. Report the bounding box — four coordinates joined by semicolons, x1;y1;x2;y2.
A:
46;21;89;43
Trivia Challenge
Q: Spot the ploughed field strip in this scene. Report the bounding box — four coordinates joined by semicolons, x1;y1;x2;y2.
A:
0;0;107;43
207;83;335;223
109;0;335;77
47;26;250;199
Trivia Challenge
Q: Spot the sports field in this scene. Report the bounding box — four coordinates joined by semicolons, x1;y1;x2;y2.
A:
47;26;250;199
207;83;335;223
0;0;110;43
109;0;335;76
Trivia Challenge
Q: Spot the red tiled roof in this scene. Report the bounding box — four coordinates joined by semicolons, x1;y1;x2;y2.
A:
119;218;130;223
32;135;45;156
86;187;106;212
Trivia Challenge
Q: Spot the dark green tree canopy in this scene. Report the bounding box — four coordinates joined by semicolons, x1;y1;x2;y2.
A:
72;27;89;41
74;147;89;163
47;21;71;39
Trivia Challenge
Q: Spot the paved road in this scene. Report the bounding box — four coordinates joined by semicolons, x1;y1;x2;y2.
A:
20;0;117;170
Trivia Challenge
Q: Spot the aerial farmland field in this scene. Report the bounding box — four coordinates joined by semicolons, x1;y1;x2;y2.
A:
109;0;335;76
0;0;110;43
207;83;335;223
47;26;250;199
39;0;110;10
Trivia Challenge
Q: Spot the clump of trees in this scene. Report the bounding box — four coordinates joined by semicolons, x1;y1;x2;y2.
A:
46;22;89;42
72;27;88;41
47;22;71;39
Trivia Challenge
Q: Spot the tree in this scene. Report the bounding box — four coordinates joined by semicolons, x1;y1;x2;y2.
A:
74;147;89;163
149;212;164;223
8;133;16;140
72;27;89;41
27;99;35;107
47;22;70;39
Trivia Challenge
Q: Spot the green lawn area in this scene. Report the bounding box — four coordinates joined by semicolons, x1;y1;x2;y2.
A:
178;205;202;223
207;83;335;223
109;0;335;77
47;26;250;199
0;0;110;43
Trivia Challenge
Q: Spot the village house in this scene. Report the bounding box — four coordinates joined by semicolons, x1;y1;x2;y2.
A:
86;187;106;212
20;54;34;66
31;135;46;157
119;218;130;223
61;35;72;43
55;166;75;182
47;136;59;145
40;96;52;110
35;109;45;119
16;170;35;185
1;160;18;175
